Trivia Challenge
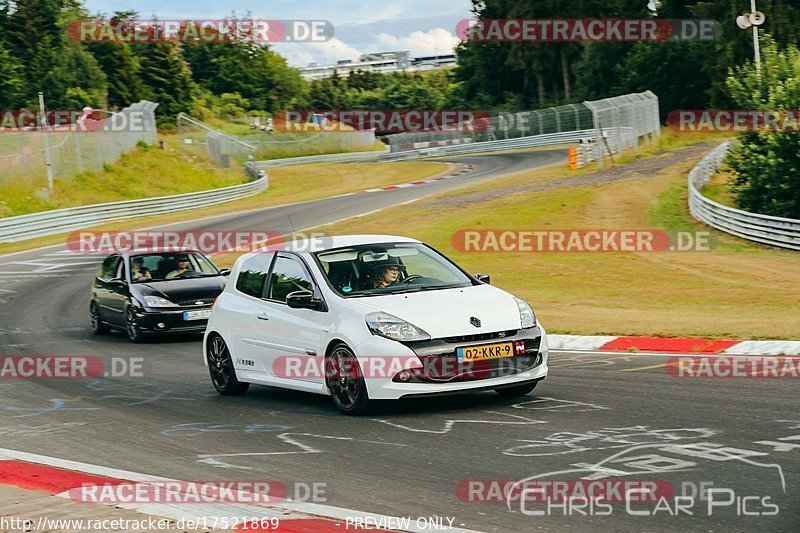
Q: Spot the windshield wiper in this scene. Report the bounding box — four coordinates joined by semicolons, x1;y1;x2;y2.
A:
349;286;426;296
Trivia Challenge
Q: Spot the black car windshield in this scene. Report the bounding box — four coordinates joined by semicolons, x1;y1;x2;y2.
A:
129;252;219;283
314;243;474;297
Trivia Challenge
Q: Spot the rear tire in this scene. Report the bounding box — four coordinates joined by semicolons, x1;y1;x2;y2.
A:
495;381;538;398
207;335;250;396
90;301;109;335
326;344;371;415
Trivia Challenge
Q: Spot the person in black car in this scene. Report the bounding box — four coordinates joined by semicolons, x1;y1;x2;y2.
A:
131;257;151;281
166;255;192;279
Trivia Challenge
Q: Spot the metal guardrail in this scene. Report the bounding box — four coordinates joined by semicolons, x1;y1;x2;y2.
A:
0;176;268;243
253;148;388;168
688;142;800;251
378;129;606;160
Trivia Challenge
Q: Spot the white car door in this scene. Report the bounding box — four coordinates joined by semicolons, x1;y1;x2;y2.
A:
224;251;275;377
253;253;329;385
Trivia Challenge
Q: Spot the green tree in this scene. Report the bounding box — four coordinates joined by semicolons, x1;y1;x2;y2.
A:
725;37;800;219
0;41;24;107
85;12;142;109
135;38;195;126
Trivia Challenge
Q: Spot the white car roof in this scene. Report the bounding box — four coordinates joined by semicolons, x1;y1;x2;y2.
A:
288;234;420;251
232;234;421;270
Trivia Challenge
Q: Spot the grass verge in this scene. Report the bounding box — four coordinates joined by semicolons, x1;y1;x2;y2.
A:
0;139;247;218
0;160;449;256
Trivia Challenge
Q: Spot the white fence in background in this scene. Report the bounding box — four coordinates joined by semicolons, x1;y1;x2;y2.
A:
0;101;159;187
688;142;800;251
380;129;600;160
383;91;660;166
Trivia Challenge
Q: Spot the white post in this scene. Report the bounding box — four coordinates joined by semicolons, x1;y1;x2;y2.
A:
751;0;761;80
38;92;55;193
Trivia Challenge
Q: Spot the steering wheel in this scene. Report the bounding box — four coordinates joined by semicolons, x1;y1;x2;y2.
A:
400;275;424;284
176;271;195;278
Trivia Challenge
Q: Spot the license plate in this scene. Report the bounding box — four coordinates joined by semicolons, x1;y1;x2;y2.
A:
457;341;514;362
183;310;211;321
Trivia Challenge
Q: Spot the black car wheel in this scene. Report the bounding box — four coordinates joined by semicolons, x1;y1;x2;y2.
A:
90;301;109;335
495;380;538;398
126;307;146;343
207;335;250;395
326;344;371;415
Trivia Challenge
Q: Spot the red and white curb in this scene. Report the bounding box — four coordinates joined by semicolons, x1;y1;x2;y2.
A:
548;335;800;355
0;448;479;533
337;164;474;197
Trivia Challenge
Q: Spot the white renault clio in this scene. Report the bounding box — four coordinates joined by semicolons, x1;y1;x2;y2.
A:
203;235;548;414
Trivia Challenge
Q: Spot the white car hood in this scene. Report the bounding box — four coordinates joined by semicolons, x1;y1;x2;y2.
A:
353;285;522;338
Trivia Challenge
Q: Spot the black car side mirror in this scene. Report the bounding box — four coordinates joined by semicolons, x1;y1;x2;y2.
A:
286;290;324;311
219;269;231;276
109;278;126;287
475;273;490;284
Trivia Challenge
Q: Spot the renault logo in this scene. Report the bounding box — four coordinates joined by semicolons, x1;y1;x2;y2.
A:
470;317;481;328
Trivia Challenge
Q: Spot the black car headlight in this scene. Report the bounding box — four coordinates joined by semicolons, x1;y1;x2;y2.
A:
143;295;178;308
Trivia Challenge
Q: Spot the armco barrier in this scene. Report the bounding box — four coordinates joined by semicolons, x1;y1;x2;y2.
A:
253;147;388;169
688;142;800;251
379;129;610;160
0;175;268;243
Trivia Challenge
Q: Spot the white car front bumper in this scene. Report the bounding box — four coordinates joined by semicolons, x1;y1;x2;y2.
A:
353;326;548;401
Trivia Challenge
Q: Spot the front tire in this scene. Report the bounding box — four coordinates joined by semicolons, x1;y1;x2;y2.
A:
207;335;250;396
326;344;371;415
126;307;146;343
495;381;538;398
90;301;109;335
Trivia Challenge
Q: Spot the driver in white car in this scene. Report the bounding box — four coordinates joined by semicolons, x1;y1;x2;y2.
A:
366;259;406;289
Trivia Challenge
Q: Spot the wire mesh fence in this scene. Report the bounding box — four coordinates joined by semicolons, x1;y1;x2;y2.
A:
176;113;377;165
383;91;660;165
0;101;159;188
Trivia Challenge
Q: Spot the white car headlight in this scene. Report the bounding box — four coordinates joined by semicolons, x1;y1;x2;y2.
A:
365;312;430;342
143;295;178;308
514;297;537;328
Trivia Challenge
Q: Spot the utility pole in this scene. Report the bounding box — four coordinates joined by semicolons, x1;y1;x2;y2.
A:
38;91;54;193
751;0;761;79
736;0;766;80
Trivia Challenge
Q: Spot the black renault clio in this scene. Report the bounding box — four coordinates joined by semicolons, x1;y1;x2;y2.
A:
90;248;230;342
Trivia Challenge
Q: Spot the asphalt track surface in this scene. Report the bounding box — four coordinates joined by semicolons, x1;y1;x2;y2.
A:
0;149;797;532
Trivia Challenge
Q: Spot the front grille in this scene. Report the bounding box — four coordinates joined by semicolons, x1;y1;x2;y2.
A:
177;298;214;307
415;352;542;383
441;330;518;344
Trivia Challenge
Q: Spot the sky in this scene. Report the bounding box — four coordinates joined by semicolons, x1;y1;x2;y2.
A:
83;0;474;67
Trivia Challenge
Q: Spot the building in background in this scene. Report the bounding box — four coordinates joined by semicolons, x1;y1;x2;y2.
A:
299;51;456;80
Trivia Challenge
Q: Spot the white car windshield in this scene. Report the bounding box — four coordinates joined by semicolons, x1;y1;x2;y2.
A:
314;242;475;296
